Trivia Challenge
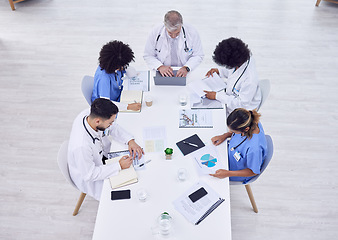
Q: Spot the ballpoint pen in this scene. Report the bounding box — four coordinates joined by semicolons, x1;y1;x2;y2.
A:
183;141;199;147
137;159;152;167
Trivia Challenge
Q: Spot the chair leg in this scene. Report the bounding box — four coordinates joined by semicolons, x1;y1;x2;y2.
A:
73;192;86;216
315;0;321;6
8;0;15;10
245;184;258;213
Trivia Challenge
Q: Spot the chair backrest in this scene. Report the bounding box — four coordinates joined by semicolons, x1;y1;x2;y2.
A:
245;134;274;184
81;75;95;105
257;79;270;111
57;140;77;189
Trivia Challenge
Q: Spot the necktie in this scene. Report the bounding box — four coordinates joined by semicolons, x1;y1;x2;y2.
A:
171;38;178;67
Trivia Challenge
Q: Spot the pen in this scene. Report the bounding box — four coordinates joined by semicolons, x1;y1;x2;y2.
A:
137;159;152;167
183;141;199;147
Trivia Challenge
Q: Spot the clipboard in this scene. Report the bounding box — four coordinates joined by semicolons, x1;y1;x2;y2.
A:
176;134;205;156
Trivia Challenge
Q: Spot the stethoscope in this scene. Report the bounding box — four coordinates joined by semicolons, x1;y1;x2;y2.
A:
155;26;189;53
113;71;123;90
83;116;100;144
231;57;250;97
228;134;247;151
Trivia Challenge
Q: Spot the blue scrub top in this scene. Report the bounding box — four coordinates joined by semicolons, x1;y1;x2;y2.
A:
91;66;125;103
228;122;267;184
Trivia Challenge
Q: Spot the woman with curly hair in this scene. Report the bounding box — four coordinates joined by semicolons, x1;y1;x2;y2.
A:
210;108;267;183
204;38;261;115
91;40;141;111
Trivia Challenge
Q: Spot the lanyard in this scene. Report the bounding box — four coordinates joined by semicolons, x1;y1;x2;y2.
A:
231;58;250;97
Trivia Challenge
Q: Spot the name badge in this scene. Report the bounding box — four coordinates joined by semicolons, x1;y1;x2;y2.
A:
233;151;241;162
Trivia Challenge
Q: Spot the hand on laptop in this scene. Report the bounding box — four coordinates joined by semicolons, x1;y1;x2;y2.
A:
158;65;174;77
176;66;188;77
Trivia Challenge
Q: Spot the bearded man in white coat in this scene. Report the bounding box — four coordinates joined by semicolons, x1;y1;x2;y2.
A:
68;98;144;201
144;10;204;77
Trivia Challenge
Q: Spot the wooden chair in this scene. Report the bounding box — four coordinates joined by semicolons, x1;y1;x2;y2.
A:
57;140;87;216
8;0;27;11
316;0;338;6
230;135;274;213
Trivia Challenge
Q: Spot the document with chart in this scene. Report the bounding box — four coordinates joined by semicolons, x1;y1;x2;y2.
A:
179;109;213;128
191;144;225;175
173;181;225;225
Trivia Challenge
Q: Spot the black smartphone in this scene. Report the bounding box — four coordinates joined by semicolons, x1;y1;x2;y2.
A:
188;187;208;203
111;190;131;201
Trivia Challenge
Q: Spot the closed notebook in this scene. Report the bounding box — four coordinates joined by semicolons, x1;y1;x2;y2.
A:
176;134;205;156
105;157;138;189
119;90;143;113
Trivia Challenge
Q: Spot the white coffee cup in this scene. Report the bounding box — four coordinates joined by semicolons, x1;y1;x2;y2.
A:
145;95;153;107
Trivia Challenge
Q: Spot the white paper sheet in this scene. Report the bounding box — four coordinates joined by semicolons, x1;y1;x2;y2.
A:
143;126;167;153
172;181;224;225
191;144;226;175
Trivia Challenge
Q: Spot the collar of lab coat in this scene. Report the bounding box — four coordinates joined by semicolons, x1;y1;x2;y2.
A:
83;115;102;139
229;58;251;79
159;25;186;51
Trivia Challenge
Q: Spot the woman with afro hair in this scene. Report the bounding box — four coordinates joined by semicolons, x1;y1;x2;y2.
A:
91;40;141;112
204;38;261;115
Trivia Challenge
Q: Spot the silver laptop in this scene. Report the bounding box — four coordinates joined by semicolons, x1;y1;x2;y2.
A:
154;70;186;86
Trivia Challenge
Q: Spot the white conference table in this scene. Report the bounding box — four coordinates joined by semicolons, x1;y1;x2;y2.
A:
92;69;232;240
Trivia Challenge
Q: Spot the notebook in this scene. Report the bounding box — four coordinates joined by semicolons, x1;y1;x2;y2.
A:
105;157;138;189
154;71;186;86
119;90;143;112
176;134;205;156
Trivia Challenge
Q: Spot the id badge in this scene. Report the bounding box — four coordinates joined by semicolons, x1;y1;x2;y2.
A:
103;129;109;137
233;151;241;162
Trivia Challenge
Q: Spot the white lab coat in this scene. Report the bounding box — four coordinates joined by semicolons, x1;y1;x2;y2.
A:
68;109;133;201
215;57;261;115
143;24;204;71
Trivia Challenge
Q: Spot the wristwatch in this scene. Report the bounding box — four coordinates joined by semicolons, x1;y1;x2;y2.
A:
185;66;190;72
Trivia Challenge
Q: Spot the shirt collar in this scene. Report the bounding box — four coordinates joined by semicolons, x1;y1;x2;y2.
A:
84;115;101;139
165;30;180;40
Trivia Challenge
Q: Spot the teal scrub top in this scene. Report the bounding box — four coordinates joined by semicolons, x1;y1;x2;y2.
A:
228;122;267;184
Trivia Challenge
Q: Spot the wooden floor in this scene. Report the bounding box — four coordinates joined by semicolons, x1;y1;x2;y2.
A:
1;0;338;239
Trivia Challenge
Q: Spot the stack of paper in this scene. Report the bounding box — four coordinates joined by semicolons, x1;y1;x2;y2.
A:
188;74;226;109
188;74;226;97
173;181;225;225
